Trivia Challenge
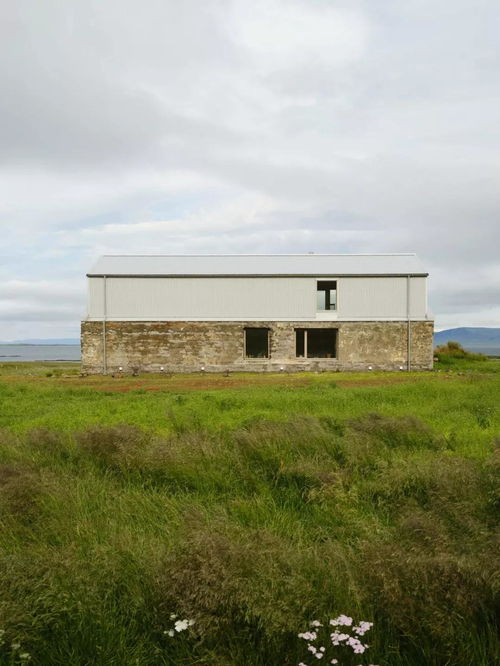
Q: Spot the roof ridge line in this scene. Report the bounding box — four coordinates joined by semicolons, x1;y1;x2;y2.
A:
98;253;417;257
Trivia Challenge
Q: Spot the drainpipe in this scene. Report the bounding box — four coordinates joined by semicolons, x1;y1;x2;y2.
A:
102;275;107;375
407;274;411;372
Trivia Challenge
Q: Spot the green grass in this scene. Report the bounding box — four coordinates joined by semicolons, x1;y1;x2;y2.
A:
0;361;499;665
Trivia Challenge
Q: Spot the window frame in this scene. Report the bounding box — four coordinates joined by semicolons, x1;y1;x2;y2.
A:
244;327;270;359
316;280;337;312
294;327;338;359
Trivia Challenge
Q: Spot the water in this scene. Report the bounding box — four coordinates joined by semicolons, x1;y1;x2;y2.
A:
0;343;498;363
0;344;81;362
465;345;500;357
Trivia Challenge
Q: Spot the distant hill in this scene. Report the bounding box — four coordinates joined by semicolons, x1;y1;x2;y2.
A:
0;338;80;345
434;328;500;355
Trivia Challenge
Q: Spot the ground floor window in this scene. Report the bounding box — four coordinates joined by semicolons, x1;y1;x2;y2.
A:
295;328;337;358
245;327;269;358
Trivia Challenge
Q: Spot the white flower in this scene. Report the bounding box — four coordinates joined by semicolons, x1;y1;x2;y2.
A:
169;613;177;620
353;621;373;636
167;629;175;637
329;614;353;626
174;619;189;632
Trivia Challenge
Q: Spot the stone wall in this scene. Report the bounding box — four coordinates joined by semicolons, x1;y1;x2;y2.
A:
81;320;434;373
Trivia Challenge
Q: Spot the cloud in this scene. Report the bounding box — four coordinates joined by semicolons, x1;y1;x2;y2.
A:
0;0;498;338
227;1;368;68
0;281;85;324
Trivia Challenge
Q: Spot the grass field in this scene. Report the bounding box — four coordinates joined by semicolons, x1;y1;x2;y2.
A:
0;360;499;665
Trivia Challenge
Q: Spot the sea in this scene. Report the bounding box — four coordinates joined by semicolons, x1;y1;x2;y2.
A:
0;344;498;364
464;345;500;357
0;344;81;362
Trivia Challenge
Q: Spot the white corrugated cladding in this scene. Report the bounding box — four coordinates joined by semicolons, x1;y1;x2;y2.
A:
88;277;316;319
85;254;431;321
338;277;427;319
87;255;432;321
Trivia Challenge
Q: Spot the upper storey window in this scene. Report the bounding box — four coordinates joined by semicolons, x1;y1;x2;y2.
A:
317;281;337;311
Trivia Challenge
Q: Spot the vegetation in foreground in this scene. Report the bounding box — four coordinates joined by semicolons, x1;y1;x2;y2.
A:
434;339;489;364
0;360;499;665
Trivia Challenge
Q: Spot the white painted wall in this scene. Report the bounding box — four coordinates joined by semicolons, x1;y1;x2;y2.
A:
86;275;430;320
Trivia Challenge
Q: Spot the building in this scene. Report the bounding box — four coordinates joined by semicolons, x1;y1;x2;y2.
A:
81;254;434;373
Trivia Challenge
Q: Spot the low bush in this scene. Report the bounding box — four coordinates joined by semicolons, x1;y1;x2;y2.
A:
435;340;487;362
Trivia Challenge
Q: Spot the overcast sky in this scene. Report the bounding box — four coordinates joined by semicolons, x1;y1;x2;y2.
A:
0;0;499;339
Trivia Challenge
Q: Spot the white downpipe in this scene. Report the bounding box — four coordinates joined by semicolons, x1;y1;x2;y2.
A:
407;275;411;372
102;276;107;374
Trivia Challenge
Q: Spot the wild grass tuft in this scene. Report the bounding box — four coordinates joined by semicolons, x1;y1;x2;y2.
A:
0;361;499;664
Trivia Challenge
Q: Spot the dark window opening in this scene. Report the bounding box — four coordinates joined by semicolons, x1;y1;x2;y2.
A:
295;328;337;359
245;328;269;358
317;280;337;311
296;329;305;357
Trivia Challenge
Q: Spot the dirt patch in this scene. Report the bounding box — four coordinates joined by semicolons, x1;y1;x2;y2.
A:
35;372;441;393
75;375;316;392
2;366;450;393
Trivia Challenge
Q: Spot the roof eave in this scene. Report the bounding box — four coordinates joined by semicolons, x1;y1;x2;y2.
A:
87;272;429;278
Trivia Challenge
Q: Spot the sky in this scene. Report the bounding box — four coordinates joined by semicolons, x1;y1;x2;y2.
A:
0;0;499;339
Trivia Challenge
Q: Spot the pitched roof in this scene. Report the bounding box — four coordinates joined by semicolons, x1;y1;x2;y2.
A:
87;254;428;277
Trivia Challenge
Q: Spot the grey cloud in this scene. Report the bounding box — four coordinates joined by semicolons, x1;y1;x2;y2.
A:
0;281;85;326
0;1;236;170
0;0;499;337
0;307;81;322
430;286;500;314
0;281;83;301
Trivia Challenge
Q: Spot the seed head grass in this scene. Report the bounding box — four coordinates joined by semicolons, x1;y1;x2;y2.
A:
0;361;499;664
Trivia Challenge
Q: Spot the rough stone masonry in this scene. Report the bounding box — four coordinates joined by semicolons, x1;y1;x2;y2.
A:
81;320;434;374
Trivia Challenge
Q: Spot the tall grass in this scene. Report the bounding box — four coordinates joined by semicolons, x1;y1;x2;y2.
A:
0;363;499;664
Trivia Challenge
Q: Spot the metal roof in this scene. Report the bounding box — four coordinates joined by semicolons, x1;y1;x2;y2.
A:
87;254;429;277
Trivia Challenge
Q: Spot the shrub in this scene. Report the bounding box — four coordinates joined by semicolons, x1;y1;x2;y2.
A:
435;341;487;361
